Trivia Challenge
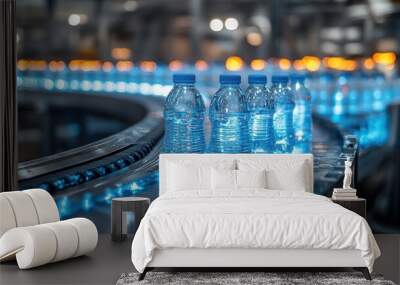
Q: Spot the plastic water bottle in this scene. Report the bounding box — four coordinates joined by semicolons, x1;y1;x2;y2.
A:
394;75;400;102
361;72;374;113
163;74;206;153
332;72;351;123
271;75;295;153
347;72;362;115
245;74;275;153
373;72;392;110
315;72;335;117
291;74;312;153
209;74;248;153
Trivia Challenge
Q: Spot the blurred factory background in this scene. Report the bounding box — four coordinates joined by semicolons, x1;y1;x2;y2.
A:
16;0;400;61
15;0;400;233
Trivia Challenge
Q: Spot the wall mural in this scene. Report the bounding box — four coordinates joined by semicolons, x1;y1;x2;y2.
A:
17;59;400;233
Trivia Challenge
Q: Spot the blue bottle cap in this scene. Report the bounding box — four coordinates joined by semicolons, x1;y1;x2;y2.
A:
271;75;289;84
290;73;306;83
173;73;195;84
248;74;267;84
220;74;241;85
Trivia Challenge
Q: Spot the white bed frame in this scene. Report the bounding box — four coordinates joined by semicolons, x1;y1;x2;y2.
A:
140;154;371;280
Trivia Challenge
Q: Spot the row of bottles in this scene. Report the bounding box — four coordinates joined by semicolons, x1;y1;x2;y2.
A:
163;73;312;154
17;60;399;151
308;71;397;148
310;71;395;119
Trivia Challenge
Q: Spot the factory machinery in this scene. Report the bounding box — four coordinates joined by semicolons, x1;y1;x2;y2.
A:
16;57;399;232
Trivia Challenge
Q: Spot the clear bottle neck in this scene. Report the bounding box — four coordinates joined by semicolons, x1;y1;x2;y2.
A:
249;83;266;87
220;83;241;88
271;82;287;88
292;81;304;89
174;83;195;87
292;80;305;86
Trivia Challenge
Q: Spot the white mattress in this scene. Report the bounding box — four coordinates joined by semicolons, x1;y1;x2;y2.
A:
131;190;380;273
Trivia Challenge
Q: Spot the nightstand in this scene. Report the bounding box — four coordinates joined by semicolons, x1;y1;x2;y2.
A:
111;197;150;242
331;198;366;219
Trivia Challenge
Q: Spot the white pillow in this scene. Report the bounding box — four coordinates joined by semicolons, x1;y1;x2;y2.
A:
211;168;236;191
238;159;308;191
266;163;307;191
236;169;267;189
167;163;211;191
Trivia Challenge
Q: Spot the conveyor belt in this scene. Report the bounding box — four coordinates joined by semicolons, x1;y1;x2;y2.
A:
18;91;164;194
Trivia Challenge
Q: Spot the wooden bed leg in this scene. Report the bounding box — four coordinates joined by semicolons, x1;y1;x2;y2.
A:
138;268;148;281
354;267;371;280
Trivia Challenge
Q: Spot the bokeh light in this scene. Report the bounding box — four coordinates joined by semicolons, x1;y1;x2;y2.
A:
102;61;114;72
372;52;396;65
250;59;266;71
116;61;133;72
278;58;291;70
111;48;131;60
293;59;305;71
363;58;375;70
209;18;223;32
225;17;239;31
140;61;157;72
195;60;208;71
246;32;263;46
302;56;320;72
169;60;184;71
225;56;244;71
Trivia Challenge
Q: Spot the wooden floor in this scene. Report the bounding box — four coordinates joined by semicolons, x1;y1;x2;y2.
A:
0;234;399;285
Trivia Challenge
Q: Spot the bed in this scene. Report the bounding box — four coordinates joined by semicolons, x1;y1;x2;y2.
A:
131;154;380;280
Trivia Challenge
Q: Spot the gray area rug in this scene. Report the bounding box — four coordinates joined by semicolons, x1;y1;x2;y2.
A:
117;272;396;285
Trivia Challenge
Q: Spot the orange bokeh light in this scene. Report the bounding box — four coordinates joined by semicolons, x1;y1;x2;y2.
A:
169;60;183;71
102;61;114;72
225;56;244;71
49;60;66;71
195;60;208;71
140;61;156;72
278;58;291;70
17;59;29;70
28;60;47;71
250;59;266;71
302;56;320;72
69;60;83;71
111;48;131;60
372;52;396;65
116;61;133;72
343;59;357;71
363;58;375;70
323;57;358;71
293;60;305;71
81;60;101;71
325;57;345;70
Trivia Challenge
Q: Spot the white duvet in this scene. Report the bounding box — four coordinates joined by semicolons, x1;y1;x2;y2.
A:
131;190;380;273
